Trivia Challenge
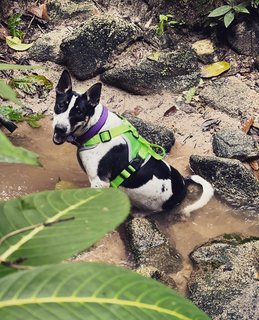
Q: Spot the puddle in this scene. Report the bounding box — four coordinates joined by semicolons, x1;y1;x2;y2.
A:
0;118;258;292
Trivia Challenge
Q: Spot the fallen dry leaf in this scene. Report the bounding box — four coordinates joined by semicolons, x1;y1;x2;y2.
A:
27;3;49;21
0;25;9;40
249;159;259;171
241;115;254;134
163;106;177;117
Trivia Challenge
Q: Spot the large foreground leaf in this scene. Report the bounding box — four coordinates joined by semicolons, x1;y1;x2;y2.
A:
0;188;130;272
0;79;20;104
0;263;211;320
0;63;40;71
0;130;40;165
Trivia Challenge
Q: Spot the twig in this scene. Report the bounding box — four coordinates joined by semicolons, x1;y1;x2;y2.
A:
23;15;35;41
0;216;75;247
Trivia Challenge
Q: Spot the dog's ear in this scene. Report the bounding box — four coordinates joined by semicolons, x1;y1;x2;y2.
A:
85;83;102;107
56;70;72;94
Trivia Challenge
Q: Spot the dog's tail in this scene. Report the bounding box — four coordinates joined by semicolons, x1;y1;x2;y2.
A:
182;175;214;217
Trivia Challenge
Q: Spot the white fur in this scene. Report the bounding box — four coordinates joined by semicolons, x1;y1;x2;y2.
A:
182;175;214;217
53;95;77;134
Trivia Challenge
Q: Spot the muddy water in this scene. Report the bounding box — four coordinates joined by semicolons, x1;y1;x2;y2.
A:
1;118;259;292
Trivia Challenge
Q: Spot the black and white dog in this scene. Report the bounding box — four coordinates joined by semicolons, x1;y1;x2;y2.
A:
53;70;213;217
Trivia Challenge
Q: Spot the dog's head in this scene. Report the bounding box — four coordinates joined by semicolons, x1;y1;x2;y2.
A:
53;70;102;145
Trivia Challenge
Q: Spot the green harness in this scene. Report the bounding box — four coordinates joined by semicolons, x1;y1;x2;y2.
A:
83;118;166;188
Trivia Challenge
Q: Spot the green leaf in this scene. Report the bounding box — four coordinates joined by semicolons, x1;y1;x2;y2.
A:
0;63;41;71
6;36;33;51
233;4;250;13
25;113;45;128
201;61;231;78
9;75;53;95
184;86;197;103
0;80;21;105
208;5;232;17
0;106;24;122
0;130;40;165
147;51;161;62
0;263;211;319
224;11;235;28
0;188;130;271
7;13;24;39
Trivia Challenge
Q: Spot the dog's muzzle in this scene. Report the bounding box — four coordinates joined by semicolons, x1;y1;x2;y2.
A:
53;125;68;145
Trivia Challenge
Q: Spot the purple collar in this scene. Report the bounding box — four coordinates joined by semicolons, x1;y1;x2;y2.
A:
67;106;108;145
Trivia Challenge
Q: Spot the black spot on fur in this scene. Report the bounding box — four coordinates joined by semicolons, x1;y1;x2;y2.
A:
98;144;129;181
162;167;186;210
122;157;171;189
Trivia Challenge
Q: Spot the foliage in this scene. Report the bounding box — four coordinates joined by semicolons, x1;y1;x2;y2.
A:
25;112;45;128
0;79;20;105
6;36;33;51
9;74;53;96
0;130;40;165
201;61;231;78
208;1;251;28
157;14;179;35
6;13;34;50
0;188;130;275
184;86;197;103
0;105;44;128
0;63;40;104
0;63;40;71
7;13;24;39
0;187;210;319
0;263;211;320
0;105;24;122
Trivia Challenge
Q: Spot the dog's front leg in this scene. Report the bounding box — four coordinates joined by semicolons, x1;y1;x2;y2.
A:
90;176;110;189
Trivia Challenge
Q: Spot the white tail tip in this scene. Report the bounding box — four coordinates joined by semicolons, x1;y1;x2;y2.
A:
182;175;214;217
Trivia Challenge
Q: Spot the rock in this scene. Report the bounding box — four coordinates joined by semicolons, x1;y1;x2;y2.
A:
136;266;177;289
47;0;97;22
212;128;259;161
126;217;182;273
191;39;216;64
101;50;200;95
190;155;259;215
29;27;67;63
188;234;259;320
227;20;259;56
199;76;259;116
123;112;175;153
60;15;139;80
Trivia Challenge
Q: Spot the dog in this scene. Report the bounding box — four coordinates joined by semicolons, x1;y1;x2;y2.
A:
53;70;214;216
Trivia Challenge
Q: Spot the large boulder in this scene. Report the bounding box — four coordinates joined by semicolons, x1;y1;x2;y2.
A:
199;76;259;117
212;128;259;161
126;217;182;273
226;19;259;56
29;27;67;63
188;234;259;320
190;155;259;216
101;50;200;94
60;15;139;80
47;0;98;22
123;112;175;153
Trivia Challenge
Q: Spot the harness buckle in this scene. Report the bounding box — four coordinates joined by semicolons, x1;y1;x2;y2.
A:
99;130;112;142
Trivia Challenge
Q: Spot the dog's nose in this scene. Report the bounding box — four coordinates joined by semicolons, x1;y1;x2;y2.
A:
54;125;67;135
